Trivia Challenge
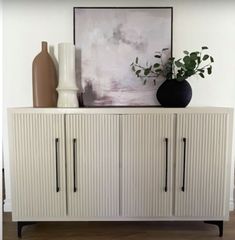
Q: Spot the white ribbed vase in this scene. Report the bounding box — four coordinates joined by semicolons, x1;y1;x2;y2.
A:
57;43;79;108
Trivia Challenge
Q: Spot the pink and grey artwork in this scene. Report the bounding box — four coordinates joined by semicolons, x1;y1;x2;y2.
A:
74;7;172;106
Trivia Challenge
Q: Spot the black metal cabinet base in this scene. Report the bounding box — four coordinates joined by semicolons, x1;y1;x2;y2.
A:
17;222;36;238
204;221;223;237
17;220;224;238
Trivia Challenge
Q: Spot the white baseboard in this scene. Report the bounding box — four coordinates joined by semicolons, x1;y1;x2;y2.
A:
3;198;12;212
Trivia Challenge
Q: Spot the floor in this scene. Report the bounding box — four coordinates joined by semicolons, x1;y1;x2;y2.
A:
3;212;235;240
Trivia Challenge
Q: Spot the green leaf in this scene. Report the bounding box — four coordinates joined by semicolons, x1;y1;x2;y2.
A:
136;70;141;77
203;54;209;61
183;56;191;64
177;69;184;75
183;56;197;70
162;48;169;51
202;46;208;50
130;62;134;66
207;66;212;75
190;52;198;60
155;69;162;73
144;68;151;76
185;70;195;77
210;56;214;63
198;69;205;73
199;73;205;78
184;50;189;55
153;63;160;68
132;66;135;72
154;55;161;58
175;60;183;68
135;57;138;64
187;61;197;70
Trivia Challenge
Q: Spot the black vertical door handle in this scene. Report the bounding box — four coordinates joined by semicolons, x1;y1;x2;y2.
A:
164;138;168;192
73;138;77;193
55;138;60;192
181;138;186;192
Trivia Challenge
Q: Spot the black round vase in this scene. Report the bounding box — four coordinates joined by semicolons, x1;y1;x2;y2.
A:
156;79;192;107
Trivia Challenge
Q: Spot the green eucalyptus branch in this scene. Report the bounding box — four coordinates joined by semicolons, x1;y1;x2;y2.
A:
131;46;214;84
130;48;168;85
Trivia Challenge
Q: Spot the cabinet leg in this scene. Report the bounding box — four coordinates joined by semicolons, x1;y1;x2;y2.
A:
17;221;36;238
204;221;223;237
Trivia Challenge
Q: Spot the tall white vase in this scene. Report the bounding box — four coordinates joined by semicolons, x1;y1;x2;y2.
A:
57;43;79;108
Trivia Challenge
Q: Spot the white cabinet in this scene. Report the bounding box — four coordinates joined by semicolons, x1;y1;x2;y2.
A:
8;108;233;224
121;114;174;217
66;114;120;217
10;113;66;219
175;113;229;217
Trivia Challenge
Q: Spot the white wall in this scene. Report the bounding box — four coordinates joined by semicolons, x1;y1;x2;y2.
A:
3;0;235;211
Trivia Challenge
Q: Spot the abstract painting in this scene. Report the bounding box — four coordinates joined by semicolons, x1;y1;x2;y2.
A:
74;7;172;106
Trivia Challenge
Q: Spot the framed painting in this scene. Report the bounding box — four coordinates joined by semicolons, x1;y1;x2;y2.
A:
73;7;173;106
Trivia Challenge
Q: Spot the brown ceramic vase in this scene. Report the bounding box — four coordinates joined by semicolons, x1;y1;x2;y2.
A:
32;41;57;107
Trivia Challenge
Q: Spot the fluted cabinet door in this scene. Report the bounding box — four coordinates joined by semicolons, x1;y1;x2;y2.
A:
66;114;120;217
175;113;229;217
9;113;66;220
121;114;174;217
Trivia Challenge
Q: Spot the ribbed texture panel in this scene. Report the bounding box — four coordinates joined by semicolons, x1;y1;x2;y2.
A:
66;114;119;217
10;113;66;220
122;114;174;217
175;113;228;217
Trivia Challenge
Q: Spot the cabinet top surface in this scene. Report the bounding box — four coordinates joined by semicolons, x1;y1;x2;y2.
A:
8;107;233;114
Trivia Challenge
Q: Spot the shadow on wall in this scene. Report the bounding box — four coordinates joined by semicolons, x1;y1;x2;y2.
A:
49;45;59;75
75;48;83;106
48;45;59;103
